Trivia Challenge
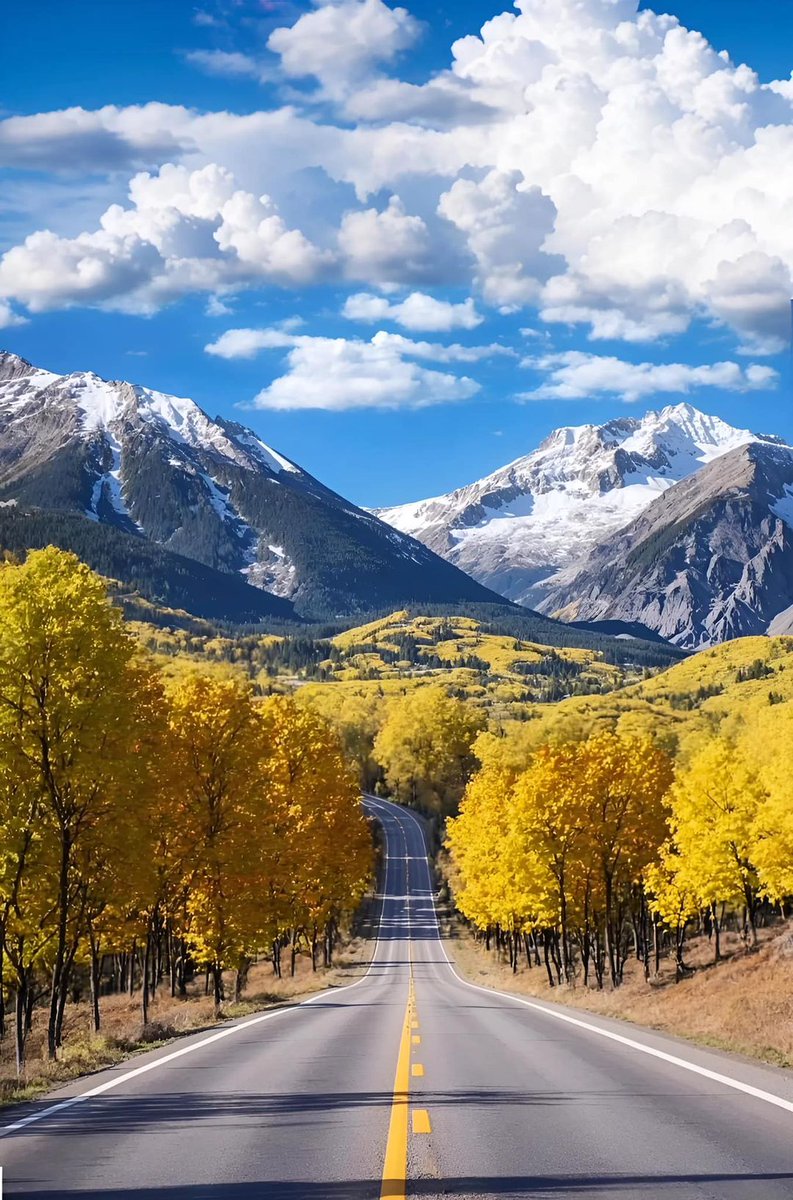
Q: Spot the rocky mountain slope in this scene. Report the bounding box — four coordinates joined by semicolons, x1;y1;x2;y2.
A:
376;404;771;607
0;352;503;622
537;441;793;648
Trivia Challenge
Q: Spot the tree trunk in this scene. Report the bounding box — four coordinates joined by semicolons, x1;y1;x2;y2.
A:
212;962;223;1013
89;936;102;1034
234;957;250;1003
711;902;721;963
15;978;27;1078
47;831;72;1060
177;939;188;998
142;933;151;1026
0;951;5;1041
542;931;555;988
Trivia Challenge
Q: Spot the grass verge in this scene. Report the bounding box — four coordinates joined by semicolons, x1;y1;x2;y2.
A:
0;935;373;1109
446;914;793;1070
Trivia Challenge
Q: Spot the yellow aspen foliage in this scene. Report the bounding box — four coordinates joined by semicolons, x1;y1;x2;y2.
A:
258;695;372;956
448;731;673;988
167;673;273;1009
374;685;485;814
733;702;793;904
447;765;552;934
298;688;385;792
666;737;764;937
0;547;142;1059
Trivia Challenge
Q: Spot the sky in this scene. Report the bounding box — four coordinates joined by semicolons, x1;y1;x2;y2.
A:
1;0;792;507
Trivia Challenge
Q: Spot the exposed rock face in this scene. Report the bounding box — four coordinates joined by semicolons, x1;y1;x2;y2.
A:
375;403;767;606
0;351;503;620
536;443;793;648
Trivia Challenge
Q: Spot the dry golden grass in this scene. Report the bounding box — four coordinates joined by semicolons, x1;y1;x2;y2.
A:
449;919;793;1069
0;935;373;1107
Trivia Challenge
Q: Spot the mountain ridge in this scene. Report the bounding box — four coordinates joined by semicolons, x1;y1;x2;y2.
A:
537;440;793;647
375;402;779;608
0;351;505;621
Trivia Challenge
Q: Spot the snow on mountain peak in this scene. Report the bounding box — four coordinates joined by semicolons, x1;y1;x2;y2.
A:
376;402;768;608
0;351;299;478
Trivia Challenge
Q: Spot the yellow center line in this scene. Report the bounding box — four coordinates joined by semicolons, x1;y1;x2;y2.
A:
380;864;417;1200
411;1063;424;1078
380;989;413;1200
412;1109;432;1135
412;1035;421;1045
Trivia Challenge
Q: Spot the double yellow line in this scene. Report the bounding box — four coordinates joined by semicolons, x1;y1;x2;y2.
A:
380;972;419;1200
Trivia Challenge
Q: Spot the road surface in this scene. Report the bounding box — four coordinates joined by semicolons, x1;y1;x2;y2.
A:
1;797;793;1198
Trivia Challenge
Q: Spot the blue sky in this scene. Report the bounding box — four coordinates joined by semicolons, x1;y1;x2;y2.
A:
1;0;791;506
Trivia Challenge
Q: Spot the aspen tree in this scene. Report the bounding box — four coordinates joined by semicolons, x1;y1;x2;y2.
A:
0;548;140;1058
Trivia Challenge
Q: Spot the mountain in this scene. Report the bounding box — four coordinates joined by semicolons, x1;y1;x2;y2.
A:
0;352;504;622
375;404;773;607
536;441;793;648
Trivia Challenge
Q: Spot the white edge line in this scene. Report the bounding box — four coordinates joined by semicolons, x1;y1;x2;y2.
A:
1;800;389;1139
385;798;793;1121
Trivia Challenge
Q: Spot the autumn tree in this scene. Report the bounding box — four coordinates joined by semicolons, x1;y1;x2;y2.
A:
167;674;272;1011
664;737;765;947
375;686;485;815
259;696;372;976
577;733;673;986
448;731;672;989
0;548;147;1058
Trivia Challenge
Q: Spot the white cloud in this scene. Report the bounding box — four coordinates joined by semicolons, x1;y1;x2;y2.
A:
203;325;511;410
0;163;330;313
522;350;779;402
438;170;560;308
206;324;509;363
0;103;191;171
0;300;27;329
342;291;483;331
4;0;793;347
338;197;439;287
204;327;297;358
267;0;421;97
205;293;233;317
184;50;265;80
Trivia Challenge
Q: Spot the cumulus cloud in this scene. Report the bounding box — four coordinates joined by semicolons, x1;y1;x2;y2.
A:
203;325;513;409
438;170;561;308
5;0;793;347
204;327;298;358
522;350;779;402
342;291;483;331
267;0;421;97
338;197;440;287
0;163;331;313
0;103;191;171
252;342;477;410
0;300;27;329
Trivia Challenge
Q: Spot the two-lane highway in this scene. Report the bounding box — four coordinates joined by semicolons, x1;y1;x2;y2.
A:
2;797;793;1197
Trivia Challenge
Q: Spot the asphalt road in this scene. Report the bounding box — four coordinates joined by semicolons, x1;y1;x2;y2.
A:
2;797;793;1198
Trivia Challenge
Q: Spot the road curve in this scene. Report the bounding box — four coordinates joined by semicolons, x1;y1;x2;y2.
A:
1;797;792;1198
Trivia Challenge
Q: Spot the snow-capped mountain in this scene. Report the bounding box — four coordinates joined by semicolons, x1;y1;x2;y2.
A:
375;404;776;608
0;352;502;621
538;440;793;648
